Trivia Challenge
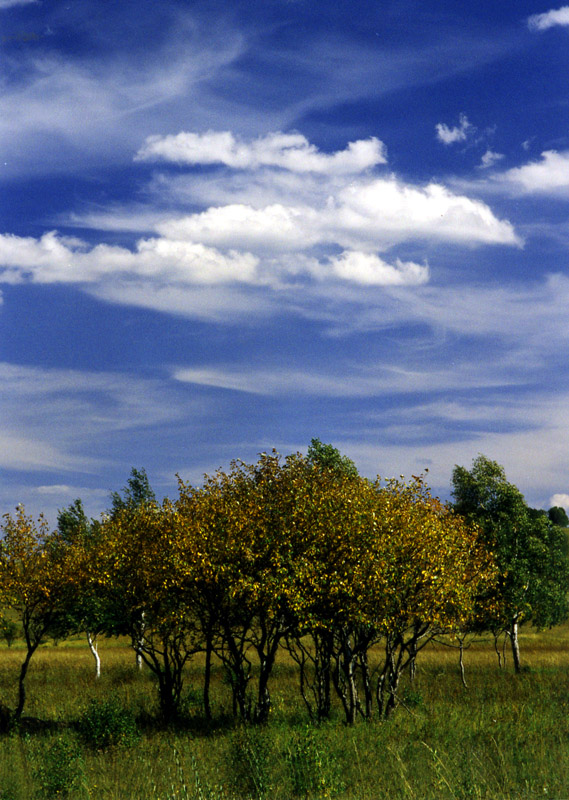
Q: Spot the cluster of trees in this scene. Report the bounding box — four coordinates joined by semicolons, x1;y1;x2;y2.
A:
0;445;567;730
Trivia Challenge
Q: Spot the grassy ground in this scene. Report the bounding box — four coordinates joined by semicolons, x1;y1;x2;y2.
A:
1;625;569;799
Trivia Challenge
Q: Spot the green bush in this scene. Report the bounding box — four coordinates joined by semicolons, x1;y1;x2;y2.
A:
286;726;344;799
0;620;18;648
77;697;139;750
31;735;84;799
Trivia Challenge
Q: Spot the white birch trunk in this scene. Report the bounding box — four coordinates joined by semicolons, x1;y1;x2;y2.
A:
135;611;146;671
86;631;101;679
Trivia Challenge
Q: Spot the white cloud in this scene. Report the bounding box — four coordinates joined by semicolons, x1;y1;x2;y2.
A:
0;231;261;285
0;0;37;7
156;204;321;252
137;174;520;251
332;178;520;248
435;113;472;145
549;493;569;511
0;154;519;298
0;230;427;289
479;149;504;169
328;251;428;286
496;149;569;194
135;131;387;175
528;6;569;30
173;359;520;398
0;361;193;473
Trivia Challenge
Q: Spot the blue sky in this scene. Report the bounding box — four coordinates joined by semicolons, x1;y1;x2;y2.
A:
2;0;569;522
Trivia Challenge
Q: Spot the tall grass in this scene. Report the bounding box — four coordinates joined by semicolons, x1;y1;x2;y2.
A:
1;626;569;799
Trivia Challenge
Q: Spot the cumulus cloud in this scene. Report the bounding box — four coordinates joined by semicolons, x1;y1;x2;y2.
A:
153;174;520;253
435;113;472;145
332;178;519;247
0;231;426;290
0;231;260;285
528;6;569;30
135;130;387;174
328;251;428;286
479;149;505;169
156;204;321;252
0;131;520;318
0;165;518;296
549;493;569;511
496;149;569;194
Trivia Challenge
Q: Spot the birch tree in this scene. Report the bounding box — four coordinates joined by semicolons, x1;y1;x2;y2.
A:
452;455;569;672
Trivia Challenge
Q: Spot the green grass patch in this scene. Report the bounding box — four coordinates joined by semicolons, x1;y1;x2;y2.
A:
0;625;568;798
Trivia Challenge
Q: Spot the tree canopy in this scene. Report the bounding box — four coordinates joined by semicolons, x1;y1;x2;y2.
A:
451;454;569;671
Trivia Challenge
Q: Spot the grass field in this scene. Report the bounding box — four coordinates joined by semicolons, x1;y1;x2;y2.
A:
1;624;569;799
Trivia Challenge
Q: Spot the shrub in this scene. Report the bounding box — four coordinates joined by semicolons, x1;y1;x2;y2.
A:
77;697;139;750
0;620;18;648
31;735;84;799
286;726;344;799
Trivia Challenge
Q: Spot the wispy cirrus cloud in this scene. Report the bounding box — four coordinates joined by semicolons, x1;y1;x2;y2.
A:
528;6;569;31
0;361;194;473
0;0;38;8
173;360;520;398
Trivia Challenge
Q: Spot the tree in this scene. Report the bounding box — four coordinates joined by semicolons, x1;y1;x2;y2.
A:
55;499;105;678
95;498;202;722
285;472;494;721
306;438;359;478
451;455;569;672
109;468;157;668
109;467;156;518
548;506;569;528
0;508;76;728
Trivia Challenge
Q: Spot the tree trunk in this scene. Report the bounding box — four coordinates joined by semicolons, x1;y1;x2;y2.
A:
87;631;101;679
458;637;468;689
203;634;212;721
510;618;521;673
16;645;36;720
134;611;146;671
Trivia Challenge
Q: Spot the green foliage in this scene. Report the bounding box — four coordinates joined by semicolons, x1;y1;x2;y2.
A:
548;505;569;527
77;697;139;750
110;467;156;517
306;438;359;478
286;726;344;799
56;499;96;547
0;619;18;647
451;455;569;668
30;735;84;799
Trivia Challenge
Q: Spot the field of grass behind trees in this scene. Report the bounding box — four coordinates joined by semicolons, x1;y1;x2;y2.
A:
1;443;569;798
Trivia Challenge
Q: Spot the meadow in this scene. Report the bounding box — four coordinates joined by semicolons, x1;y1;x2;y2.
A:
1;623;569;800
